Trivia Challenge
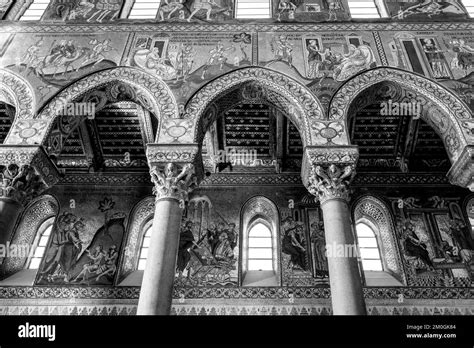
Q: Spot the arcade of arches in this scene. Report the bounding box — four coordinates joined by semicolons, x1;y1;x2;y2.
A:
0;11;473;316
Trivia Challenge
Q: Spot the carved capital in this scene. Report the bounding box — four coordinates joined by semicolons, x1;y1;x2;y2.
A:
147;142;203;177
146;144;201;202
149;162;197;202
307;164;356;204
447;145;474;190
302;146;359;204
0;146;59;205
302;146;358;183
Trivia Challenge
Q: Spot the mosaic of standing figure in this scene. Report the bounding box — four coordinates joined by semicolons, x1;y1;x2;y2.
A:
281;213;327;286
310;219;329;279
281;217;307;272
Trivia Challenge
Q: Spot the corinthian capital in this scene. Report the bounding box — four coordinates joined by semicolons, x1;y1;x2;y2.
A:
308;164;355;204
150;163;197;202
146;143;202;202
302;145;359;205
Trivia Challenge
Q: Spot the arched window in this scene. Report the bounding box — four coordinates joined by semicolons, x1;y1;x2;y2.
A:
235;0;271;19
248;223;273;271
241;196;280;286
137;225;152;270
27;218;54;269
353;196;405;286
20;0;51;21
355;222;383;271
128;0;162;19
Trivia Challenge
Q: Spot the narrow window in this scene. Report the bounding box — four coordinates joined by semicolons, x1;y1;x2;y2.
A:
28;220;53;269
248;223;273;271
356;222;382;271
137;225;152;270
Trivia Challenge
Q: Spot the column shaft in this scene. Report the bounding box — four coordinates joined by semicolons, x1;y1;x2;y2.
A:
321;198;366;315
137;198;182;315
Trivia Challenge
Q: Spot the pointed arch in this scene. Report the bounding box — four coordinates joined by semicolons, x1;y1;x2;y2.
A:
158;66;326;147
240;195;281;286
329;67;473;162
5;67;178;146
330;67;474;188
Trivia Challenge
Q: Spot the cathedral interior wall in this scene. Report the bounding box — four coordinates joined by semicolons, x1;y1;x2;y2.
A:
0;0;473;315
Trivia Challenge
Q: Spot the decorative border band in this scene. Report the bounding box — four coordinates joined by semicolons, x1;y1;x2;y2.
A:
0;22;473;34
0;286;471;300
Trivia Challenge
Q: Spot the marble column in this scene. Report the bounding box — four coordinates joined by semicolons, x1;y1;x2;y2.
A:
0;146;59;252
303;146;366;315
308;164;366;315
137;162;196;315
